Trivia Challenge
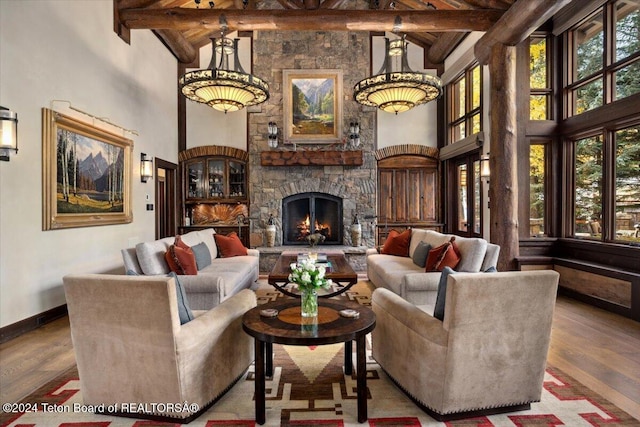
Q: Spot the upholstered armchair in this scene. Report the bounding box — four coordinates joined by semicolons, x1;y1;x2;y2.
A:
371;270;560;420
63;274;256;423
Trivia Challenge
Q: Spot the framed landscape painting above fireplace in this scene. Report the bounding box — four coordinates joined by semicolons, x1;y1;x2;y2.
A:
283;69;343;144
42;108;133;230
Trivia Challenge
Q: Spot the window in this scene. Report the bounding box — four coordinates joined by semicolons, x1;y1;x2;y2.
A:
615;126;640;243
530;142;548;236
574;135;603;239
530;36;552;120
447;64;482;143
570;123;640;244
565;0;640;118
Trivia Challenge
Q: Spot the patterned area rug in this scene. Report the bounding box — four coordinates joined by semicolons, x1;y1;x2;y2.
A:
2;281;638;427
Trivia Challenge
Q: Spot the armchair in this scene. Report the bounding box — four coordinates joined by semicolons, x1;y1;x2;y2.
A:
371;270;559;420
63;274;256;423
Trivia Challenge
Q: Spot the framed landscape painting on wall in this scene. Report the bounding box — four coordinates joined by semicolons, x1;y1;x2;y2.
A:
42;108;133;230
283;69;343;144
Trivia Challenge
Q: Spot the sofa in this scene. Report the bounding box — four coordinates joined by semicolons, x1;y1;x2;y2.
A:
372;270;560;420
63;274;256;422
367;228;500;309
121;228;259;310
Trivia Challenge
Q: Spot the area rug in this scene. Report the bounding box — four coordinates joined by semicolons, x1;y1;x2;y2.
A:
2;282;638;427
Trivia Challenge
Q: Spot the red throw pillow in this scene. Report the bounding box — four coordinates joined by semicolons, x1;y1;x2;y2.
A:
425;236;461;272
214;232;248;257
165;236;198;275
380;229;411;257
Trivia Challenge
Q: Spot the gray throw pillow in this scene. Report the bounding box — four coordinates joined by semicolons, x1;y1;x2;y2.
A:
433;266;455;321
192;242;212;270
412;241;432;268
126;270;194;324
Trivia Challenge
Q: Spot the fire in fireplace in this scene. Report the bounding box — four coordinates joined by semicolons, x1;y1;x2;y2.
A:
282;192;343;245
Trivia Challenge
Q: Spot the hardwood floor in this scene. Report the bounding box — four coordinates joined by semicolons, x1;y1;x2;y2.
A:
1;294;639;421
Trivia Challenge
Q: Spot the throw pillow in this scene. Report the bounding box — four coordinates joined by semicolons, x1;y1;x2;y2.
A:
412;241;432;268
425;236;461;272
380;229;411;257
125;270;193;325
167;271;195;325
165;236;198;275
433;266;455;321
191;242;212;270
214;232;248;257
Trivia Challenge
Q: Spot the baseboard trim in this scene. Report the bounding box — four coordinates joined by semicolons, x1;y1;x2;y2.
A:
0;304;68;344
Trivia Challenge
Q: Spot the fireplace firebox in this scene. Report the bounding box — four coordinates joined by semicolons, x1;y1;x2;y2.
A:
282;193;343;245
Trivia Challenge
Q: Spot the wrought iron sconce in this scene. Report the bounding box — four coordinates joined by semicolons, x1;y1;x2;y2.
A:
267;121;278;148
349;121;360;147
140;152;153;183
0;107;18;161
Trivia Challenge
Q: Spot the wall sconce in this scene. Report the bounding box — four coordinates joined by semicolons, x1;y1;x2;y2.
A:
480;153;490;181
140;152;153;183
349;121;360;147
0;107;18;161
267;121;278;148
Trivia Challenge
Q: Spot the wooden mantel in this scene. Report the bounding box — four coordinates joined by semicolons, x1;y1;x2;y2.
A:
260;150;363;166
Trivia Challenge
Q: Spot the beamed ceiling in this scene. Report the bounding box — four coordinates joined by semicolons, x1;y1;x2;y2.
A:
114;0;518;68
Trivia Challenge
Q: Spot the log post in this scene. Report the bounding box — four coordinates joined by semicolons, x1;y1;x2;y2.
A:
489;43;519;271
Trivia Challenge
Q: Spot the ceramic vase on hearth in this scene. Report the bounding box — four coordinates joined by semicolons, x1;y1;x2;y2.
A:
300;289;318;317
351;223;362;247
265;224;276;247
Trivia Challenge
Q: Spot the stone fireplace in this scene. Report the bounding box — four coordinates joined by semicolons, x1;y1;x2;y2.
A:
282;192;343;245
247;30;377;249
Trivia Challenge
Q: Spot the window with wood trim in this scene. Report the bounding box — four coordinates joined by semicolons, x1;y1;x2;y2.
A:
530;35;553;120
565;0;640;118
530;141;549;237
447;64;482;143
570;122;640;244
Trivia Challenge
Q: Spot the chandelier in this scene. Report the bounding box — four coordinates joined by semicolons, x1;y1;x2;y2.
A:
180;33;269;113
354;35;442;114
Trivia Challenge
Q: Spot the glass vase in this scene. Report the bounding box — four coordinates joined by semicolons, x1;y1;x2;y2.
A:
300;289;318;317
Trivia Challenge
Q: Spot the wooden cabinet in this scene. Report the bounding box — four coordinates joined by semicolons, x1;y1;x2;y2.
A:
377;155;441;244
180;150;250;247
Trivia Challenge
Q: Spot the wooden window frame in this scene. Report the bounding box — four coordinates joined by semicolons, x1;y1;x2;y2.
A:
446;64;483;144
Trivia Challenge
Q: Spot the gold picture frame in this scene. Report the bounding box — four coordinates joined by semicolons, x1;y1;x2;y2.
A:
42;108;133;230
283;69;343;144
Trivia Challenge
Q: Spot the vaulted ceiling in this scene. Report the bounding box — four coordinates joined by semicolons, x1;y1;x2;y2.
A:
114;0;516;68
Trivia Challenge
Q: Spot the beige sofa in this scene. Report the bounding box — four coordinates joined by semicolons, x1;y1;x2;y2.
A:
63;274;256;423
122;228;258;310
372;270;560;420
367;229;499;309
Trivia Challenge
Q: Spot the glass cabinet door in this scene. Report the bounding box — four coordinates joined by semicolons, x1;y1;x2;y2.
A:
187;161;204;198
229;161;246;197
208;159;225;198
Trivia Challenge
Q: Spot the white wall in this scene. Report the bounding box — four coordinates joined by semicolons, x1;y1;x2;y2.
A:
0;0;178;328
185;35;249;150
374;34;439;149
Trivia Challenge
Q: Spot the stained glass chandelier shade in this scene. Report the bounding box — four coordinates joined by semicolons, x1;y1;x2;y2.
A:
180;37;269;113
354;37;442;114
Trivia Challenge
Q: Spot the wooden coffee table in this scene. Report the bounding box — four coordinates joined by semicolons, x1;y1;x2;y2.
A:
268;253;358;298
242;298;376;424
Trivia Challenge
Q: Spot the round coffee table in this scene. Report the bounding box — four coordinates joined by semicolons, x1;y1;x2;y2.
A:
242;298;376;425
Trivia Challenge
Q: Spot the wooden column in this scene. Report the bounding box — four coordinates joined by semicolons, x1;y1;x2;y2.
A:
489;43;519;271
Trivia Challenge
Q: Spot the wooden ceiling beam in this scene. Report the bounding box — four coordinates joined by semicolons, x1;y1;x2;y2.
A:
117;0;163;9
320;0;350;9
461;0;512;8
119;8;503;32
427;31;466;63
474;0;571;64
155;28;198;63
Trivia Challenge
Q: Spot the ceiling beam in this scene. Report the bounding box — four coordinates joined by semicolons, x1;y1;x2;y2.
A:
474;0;571;64
461;0;512;8
427;31;466;63
119;8;503;32
155;28;198;63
